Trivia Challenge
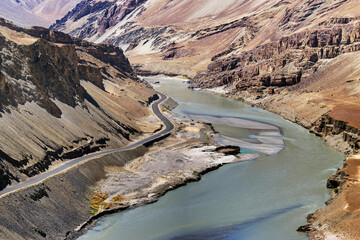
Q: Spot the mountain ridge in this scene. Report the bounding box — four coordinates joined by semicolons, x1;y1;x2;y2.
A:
51;0;360;78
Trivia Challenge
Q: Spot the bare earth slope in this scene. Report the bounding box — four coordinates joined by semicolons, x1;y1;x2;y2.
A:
0;18;158;192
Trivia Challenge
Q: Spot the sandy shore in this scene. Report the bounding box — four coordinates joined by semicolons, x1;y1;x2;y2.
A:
190;113;285;155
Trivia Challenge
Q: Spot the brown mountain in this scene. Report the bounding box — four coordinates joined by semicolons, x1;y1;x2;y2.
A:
0;18;157;191
51;0;360;154
51;0;360;77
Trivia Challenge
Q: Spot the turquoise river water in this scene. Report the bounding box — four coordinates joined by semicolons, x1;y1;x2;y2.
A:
78;77;344;240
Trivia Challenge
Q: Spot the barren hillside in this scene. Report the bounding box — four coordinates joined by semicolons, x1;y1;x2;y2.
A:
0;18;158;191
51;0;360;77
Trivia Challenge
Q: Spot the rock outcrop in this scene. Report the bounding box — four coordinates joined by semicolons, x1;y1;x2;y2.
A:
311;115;360;155
191;21;360;92
52;0;147;38
215;146;241;156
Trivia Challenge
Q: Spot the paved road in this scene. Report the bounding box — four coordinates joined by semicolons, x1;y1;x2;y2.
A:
0;92;174;197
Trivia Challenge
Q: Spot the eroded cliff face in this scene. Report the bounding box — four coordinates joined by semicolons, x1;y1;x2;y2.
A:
192;19;360;90
52;0;147;38
0;18;158;191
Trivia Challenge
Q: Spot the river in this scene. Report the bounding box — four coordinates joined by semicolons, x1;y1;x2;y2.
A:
78;77;344;240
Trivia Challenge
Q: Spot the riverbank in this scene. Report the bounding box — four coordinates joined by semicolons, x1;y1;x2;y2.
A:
0;95;243;240
202;83;359;239
73;110;268;239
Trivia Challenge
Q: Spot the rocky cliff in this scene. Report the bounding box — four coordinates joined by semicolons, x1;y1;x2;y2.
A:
191;18;360;90
0;18;158;192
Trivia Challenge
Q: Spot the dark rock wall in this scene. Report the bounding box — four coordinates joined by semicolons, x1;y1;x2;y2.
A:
51;0;147;39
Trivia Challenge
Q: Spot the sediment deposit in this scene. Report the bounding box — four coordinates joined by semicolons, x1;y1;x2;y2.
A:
69;115;260;239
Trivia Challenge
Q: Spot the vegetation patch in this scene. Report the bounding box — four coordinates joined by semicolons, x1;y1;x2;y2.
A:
89;191;126;215
89;192;109;215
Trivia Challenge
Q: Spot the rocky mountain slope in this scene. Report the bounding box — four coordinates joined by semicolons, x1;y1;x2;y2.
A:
0;0;82;27
0;18;158;192
51;0;360;78
188;3;360;240
50;0;292;77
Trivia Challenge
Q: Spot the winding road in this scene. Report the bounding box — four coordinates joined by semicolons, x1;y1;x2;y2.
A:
0;92;174;197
